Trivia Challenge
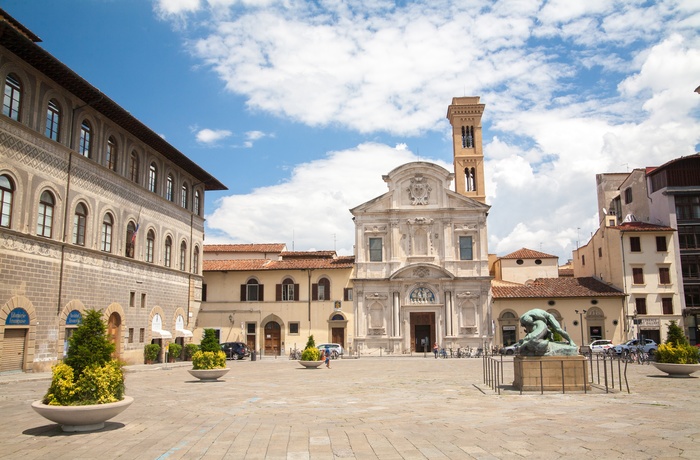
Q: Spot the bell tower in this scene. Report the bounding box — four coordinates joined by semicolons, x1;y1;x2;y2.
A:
446;97;486;203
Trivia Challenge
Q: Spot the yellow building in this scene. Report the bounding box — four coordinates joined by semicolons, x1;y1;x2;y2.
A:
199;245;354;356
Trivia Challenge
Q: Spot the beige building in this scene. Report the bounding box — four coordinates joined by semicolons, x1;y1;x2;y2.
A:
350;97;492;355
491;248;559;285
0;10;225;371
199;245;354;356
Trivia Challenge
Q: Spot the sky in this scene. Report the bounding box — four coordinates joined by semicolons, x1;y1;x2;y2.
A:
5;0;700;263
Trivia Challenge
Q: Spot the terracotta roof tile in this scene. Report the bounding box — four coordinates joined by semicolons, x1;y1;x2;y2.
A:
203;244;286;253
500;248;558;260
204;256;355;272
610;222;675;232
491;277;624;299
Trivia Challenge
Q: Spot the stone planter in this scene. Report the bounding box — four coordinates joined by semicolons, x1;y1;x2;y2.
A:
31;396;134;432
652;362;700;378
188;368;230;381
298;360;323;369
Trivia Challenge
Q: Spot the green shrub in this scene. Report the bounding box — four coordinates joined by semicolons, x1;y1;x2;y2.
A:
192;350;227;370
184;343;199;361
64;309;115;376
665;321;689;347
305;335;317;350
43;360;124;406
144;343;161;363
656;343;700;364
168;343;183;361
199;329;220;353
301;347;321;361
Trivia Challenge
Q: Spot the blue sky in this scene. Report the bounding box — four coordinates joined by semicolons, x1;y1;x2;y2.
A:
5;0;700;262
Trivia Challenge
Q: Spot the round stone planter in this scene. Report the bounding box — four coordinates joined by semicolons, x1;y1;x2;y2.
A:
188;368;230;381
31;396;134;432
652;362;700;378
298;360;323;369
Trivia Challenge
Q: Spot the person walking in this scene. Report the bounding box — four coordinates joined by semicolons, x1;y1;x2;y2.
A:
324;346;331;368
433;342;439;359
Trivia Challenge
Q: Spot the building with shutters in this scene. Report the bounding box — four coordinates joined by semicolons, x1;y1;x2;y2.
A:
0;10;225;372
199;245;355;356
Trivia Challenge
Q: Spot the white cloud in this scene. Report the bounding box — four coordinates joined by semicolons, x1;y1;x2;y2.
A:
205;143;451;253
164;0;700;261
196;128;233;144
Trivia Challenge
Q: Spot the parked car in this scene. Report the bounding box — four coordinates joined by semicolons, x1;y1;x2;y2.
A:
500;343;521;355
588;339;614;354
612;339;657;355
317;343;344;359
220;342;251;360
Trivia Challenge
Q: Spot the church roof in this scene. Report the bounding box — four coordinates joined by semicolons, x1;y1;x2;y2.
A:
500;248;558;260
491;277;624;299
204;256;354;272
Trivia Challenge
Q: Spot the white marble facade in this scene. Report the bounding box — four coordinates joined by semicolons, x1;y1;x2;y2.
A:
350;162;492;354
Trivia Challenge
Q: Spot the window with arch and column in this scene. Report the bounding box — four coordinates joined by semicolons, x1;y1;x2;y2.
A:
148;163;157;193
72;203;87;246
45;99;60;141
192;246;199;274
181;183;188;209
101;213;113;252
146;229;155;263
126;221;137;258
166;174;174;202
79;120;91;158
194;190;201;216
179;241;187;271
106;136;118;172
37;190;54;238
277;277;299;301
129;151;140;183
164;236;172;267
3;73;22;121
1;174;14;228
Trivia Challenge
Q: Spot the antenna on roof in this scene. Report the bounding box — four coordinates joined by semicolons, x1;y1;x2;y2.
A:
292;229;295;251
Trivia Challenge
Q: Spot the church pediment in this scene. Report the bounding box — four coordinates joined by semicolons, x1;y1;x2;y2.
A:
389;263;454;281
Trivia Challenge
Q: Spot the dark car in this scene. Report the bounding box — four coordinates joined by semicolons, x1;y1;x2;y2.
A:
221;342;250;360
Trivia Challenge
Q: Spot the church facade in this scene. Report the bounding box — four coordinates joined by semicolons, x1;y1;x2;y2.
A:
350;98;492;354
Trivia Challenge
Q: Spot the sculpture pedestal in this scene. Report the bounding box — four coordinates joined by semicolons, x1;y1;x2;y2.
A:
513;356;589;391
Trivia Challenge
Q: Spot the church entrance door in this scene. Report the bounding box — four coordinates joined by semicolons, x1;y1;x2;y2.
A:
410;312;435;352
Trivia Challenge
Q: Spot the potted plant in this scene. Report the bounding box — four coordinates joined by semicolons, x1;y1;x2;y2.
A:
187;329;229;381
653;321;700;377
168;342;182;362
298;334;323;368
31;309;133;432
144;343;160;364
184;343;199;361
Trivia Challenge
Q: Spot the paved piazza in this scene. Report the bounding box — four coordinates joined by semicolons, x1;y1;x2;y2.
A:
1;356;698;459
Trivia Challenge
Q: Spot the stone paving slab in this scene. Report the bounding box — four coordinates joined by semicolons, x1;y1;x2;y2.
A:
0;357;698;459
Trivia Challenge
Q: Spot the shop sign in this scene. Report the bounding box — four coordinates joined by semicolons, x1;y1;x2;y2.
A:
6;308;29;325
502;325;516;331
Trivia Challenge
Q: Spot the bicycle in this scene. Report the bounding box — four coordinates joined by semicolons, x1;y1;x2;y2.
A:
288;348;301;360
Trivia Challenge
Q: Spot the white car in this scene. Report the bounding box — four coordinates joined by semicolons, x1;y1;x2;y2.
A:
317;343;344;359
588;339;613;354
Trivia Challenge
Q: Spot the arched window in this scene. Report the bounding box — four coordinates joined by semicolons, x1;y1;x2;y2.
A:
194;190;201;216
179;241;187;271
181;183;188;209
192;246;199;274
101;213;113;252
146;229;155;263
45;99;60;141
37;190;54;238
166;174;174;202
72;203;87;246
282;277;295;301
314;277;331;301
148;163;157;193
106;137;118;171
0;174;14;228
79;120;91;158
129;151;140;183
245;279;261;301
3;73;22;121
164;236;172;267
125;221;137;258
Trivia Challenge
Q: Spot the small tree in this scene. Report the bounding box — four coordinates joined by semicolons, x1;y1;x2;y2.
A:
301;334;320;361
665;320;688;346
64;309;115;376
199;328;221;353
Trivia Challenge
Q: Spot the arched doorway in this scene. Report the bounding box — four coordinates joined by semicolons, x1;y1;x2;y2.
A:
107;312;121;359
264;321;281;356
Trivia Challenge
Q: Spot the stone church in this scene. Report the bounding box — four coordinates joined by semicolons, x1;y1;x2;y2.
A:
350;97;492;354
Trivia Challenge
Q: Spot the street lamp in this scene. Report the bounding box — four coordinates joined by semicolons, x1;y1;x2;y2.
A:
575;309;587;346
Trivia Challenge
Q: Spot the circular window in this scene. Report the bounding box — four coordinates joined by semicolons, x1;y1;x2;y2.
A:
516;259;524;265
548;300;556;306
573;320;579;326
591;299;598;305
535;259;542;265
